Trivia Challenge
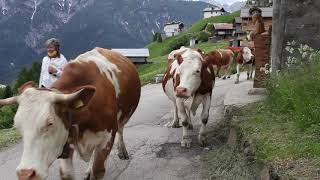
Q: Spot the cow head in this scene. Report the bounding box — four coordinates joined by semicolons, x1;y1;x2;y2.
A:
174;49;204;98
242;47;254;62
0;82;95;180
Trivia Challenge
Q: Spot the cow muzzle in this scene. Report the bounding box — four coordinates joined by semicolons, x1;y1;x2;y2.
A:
17;169;41;180
176;87;188;98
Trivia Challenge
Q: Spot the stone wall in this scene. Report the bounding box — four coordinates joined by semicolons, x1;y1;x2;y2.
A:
271;0;320;70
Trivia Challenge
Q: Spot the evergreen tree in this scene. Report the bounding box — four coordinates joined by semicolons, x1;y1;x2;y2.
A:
2;86;13;99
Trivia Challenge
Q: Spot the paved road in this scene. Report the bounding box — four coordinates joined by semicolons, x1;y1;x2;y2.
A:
0;77;241;180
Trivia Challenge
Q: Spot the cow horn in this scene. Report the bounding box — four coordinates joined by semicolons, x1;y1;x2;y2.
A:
52;89;84;103
0;96;19;106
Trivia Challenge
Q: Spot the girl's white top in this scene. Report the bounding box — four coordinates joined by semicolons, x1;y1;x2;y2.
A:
39;54;68;88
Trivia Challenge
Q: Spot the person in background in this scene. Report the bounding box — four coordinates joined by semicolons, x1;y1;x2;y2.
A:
39;38;68;88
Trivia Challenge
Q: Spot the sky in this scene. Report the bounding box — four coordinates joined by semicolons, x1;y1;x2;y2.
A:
215;0;247;5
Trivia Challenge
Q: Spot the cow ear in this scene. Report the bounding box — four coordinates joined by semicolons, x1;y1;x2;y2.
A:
175;54;184;65
18;81;37;94
54;86;96;110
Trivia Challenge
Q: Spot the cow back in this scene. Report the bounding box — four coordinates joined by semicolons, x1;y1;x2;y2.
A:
52;48;141;134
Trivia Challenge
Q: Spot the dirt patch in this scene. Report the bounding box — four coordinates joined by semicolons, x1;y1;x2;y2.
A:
156;127;228;159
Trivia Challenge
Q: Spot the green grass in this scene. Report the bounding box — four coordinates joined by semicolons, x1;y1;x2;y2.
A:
201;145;259;180
0;128;20;149
238;103;320;179
234;53;320;179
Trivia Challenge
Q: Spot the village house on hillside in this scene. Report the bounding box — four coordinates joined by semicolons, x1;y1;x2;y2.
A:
233;17;246;37
212;23;234;39
202;7;226;19
111;49;150;64
163;22;184;37
240;7;273;32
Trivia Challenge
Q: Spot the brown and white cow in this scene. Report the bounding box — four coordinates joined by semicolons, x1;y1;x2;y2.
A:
0;48;141;180
163;47;215;148
235;47;255;84
204;49;235;79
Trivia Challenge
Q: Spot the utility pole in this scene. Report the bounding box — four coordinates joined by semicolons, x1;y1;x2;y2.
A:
271;0;286;71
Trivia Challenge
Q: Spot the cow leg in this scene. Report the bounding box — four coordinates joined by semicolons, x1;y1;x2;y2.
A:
198;94;211;147
116;127;129;160
59;148;74;180
250;64;254;79
216;66;221;78
166;103;180;128
235;63;241;84
246;65;251;80
84;135;116;180
177;99;192;148
223;65;231;80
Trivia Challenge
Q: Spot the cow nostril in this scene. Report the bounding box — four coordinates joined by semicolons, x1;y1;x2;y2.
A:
17;169;37;179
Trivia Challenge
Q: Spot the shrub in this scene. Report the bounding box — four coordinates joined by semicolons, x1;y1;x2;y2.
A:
197;31;211;42
153;32;163;43
0;105;17;129
205;23;214;34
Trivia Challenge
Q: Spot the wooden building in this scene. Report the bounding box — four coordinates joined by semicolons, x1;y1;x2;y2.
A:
111;49;150;64
240;7;273;32
212;23;234;39
233;17;246;37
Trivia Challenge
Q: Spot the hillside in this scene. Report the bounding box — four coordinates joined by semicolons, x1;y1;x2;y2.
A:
0;0;211;84
140;11;240;84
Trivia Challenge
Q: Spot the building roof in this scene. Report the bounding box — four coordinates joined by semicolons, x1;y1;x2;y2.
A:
164;21;184;26
240;7;273;18
213;23;234;30
111;49;150;57
234;17;242;24
203;7;225;12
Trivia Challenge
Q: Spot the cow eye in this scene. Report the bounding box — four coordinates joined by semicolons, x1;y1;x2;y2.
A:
196;70;201;73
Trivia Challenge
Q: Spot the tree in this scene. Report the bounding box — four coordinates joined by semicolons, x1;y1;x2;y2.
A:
13;61;41;93
153;32;163;43
157;33;163;43
2;86;13;99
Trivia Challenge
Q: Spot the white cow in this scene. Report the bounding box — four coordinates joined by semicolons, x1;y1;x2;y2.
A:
235;47;255;84
162;48;215;148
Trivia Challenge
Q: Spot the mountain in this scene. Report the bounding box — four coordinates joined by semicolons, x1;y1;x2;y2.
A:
0;0;210;84
187;0;246;12
223;1;246;12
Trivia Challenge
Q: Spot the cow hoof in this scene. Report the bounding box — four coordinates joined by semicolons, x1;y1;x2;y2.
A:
235;80;239;84
227;76;231;79
60;167;74;180
247;77;250;80
61;174;74;180
188;124;194;130
181;137;192;148
84;172;104;180
171;120;181;128
118;149;129;160
222;76;226;80
198;135;208;147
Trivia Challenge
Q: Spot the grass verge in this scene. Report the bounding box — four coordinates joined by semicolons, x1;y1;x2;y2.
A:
239;102;320;179
0;128;20;150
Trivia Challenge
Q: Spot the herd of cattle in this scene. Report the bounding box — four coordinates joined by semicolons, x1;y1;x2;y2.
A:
0;46;254;180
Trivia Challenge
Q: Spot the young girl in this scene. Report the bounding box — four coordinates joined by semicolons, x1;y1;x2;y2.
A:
39;38;68;88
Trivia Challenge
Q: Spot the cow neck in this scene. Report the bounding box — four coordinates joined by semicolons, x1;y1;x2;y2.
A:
66;111;87;159
51;88;84;158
